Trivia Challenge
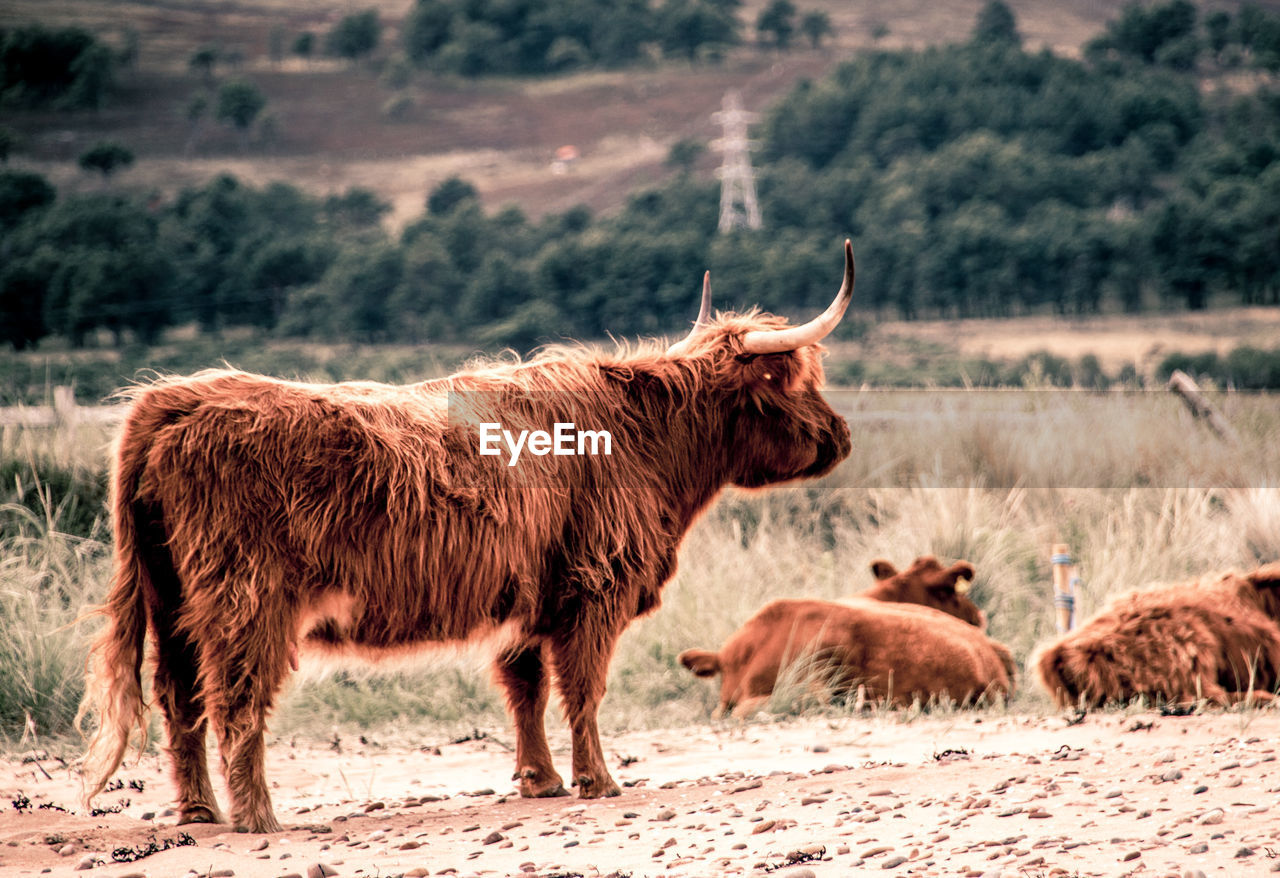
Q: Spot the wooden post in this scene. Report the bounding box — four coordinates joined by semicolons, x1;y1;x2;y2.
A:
1167;369;1239;445
53;385;77;427
1051;544;1076;634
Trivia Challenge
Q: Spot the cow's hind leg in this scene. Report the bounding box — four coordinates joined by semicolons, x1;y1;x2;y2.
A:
549;622;622;799
144;517;224;825
153;626;223;824
494;641;567;798
201;629;290;833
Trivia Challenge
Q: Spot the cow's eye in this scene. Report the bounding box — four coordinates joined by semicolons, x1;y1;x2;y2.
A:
762;372;773;381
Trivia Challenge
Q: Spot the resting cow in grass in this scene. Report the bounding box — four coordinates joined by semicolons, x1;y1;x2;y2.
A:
860;555;985;629
78;244;857;833
1034;562;1280;709
678;558;1014;717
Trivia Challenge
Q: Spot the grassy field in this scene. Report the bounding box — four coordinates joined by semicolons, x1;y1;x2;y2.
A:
2;383;1277;749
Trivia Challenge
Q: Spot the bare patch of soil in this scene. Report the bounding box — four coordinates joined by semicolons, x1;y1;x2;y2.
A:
4;711;1278;876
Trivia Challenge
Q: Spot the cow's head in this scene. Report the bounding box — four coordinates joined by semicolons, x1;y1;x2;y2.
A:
666;240;855;488
868;555;985;628
1246;561;1280;621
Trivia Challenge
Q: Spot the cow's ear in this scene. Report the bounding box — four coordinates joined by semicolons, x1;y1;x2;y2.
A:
1247;562;1280;589
870;559;897;580
948;562;976;596
678;649;721;678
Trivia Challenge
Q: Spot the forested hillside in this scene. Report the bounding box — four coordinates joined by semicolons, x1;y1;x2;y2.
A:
2;1;1279;363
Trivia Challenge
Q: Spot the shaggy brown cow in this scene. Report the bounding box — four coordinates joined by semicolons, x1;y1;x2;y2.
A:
861;555;984;628
678;597;1015;718
1034;562;1280;709
78;243;857;833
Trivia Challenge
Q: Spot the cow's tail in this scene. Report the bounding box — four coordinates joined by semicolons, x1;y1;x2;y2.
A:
77;385;180;806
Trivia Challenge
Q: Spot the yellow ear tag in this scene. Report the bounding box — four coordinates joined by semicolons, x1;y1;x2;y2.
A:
954;579;972;595
762;372;772;380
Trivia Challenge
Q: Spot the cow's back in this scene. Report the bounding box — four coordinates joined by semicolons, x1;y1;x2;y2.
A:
1035;574;1280;707
129;370;571;651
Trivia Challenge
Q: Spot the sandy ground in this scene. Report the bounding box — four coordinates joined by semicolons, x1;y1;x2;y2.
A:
3;711;1279;878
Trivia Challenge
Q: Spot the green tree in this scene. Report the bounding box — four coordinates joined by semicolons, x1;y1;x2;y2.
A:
427;175;479;216
1087;0;1198;66
0;260;49;349
310;243;403;339
403;0;455;67
800;10;834;49
238;237;331;329
657;0;741;61
756;0;797;50
323;187;391;228
972;1;1020;47
215;79;267;147
0;25;115;109
666;137;706;172
0;170;55;231
326;10;381;62
188;44;220;83
21;194;174;345
77;141;134;178
292;32;315;63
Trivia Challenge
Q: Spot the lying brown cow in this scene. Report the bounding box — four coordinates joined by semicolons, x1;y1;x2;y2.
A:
1034;562;1280;708
861;555;984;628
679;559;1014;717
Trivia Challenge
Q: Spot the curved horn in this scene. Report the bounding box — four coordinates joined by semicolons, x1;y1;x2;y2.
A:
666;271;713;355
741;239;855;355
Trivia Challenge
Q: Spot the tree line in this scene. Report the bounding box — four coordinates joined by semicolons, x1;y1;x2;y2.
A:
2;1;1280;354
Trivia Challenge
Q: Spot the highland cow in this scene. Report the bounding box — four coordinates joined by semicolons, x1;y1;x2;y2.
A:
78;243;857;833
861;555;985;628
678;559;1014;717
1034;562;1280;709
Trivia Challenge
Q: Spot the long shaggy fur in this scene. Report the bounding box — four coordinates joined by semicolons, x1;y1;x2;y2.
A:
1033;562;1280;708
79;311;851;832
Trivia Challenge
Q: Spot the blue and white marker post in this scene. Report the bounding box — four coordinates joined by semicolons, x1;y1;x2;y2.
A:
1051;544;1077;634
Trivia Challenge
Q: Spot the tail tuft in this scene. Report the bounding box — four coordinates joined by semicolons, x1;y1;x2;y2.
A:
76;392;164;808
678;648;721;678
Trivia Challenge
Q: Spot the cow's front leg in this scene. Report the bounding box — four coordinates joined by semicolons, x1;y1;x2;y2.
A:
493;641;567;798
549;620;622;799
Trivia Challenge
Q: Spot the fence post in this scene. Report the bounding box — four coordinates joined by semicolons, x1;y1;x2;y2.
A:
53;386;78;427
1167;369;1238;444
1051;543;1076;633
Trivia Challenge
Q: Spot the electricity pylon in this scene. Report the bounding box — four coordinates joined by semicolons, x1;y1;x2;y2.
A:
712;90;762;233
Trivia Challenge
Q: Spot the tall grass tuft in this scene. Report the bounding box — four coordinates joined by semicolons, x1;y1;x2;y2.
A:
0;498;109;743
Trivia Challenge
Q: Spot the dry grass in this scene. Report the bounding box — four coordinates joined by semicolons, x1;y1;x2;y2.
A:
2;387;1277;743
856;307;1280;375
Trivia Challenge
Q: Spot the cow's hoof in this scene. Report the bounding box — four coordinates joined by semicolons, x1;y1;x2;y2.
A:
177;805;223;825
517;767;568;798
575;775;621;799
